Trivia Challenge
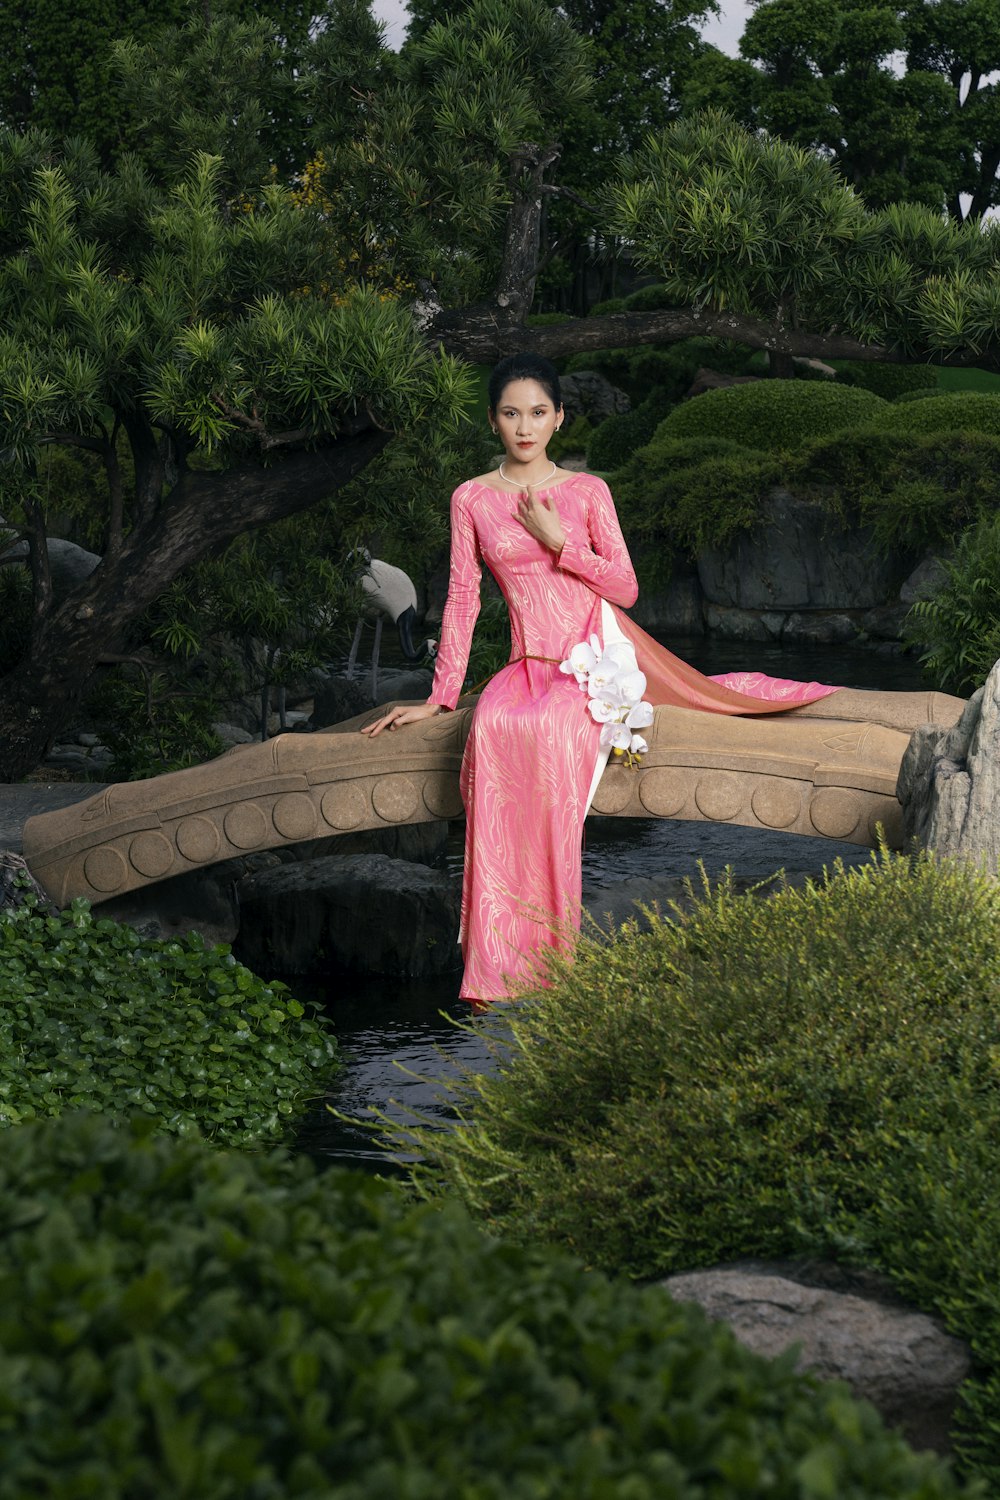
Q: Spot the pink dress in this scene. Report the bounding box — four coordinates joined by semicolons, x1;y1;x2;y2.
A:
429;474;836;1002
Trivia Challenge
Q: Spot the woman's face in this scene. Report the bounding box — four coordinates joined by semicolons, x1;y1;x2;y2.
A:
491;379;563;465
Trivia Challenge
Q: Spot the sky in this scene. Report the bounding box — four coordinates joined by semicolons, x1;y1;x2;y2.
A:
370;0;753;56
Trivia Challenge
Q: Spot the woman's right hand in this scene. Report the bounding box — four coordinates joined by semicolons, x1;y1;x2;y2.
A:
360;702;447;737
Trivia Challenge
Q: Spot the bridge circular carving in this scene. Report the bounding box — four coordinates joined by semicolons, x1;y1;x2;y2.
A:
637;768;685;818
695;773;744;822
175;816;221;863
84;846;128;893
372;775;419;823
422;777;464;819
272;793;318;841
321;784;368;830
128;832;175;879
751;781;801;830
592;767;634;815
224;803;269;850
810;788;861;839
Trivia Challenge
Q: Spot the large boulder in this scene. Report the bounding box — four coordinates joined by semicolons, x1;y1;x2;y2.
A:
235;853;461;978
663;1264;970;1455
0;537;101;593
897;661;1000;866
559;371;631;426
697;489;908;613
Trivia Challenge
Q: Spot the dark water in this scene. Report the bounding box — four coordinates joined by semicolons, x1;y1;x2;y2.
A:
296;640;931;1169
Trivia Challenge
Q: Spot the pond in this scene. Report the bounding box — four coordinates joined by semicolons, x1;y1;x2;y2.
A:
295;638;932;1169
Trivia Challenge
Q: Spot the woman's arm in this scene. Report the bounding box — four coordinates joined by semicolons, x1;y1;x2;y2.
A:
428;481;482;709
555;476;638;607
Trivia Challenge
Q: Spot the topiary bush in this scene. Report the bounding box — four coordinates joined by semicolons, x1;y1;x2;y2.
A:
839;361;938;399
612;432;779;556
585;398;664;472
0;1110;972;1499
659;380;885;451
906;509;1000;693
393;851;1000;1482
859;392;1000;438
0;897;337;1143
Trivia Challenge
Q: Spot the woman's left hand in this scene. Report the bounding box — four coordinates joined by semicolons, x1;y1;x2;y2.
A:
515;487;566;554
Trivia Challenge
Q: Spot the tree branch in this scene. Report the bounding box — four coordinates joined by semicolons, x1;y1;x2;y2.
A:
430;301;1000;371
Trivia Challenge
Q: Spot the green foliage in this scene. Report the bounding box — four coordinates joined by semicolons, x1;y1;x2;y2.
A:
893;387;945;404
861;392;1000;438
0;565;32;665
609;111;1000;358
565;335;755;406
548;413;592;460
839;361;938;399
0;897;337;1144
0;1110;972;1500
906;510;1000;694
658;379;884;452
393;850;1000;1482
585;399;662;471
614;436;779;558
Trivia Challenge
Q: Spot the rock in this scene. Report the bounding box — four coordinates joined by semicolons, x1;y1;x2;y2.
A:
686;368;760;398
212;721;255;747
42;742;114;774
781;610;859;646
312;667;435;727
629;547;704;635
559;371;631;425
703;604;784;642
662;1265;970;1454
293;821;450;866
0;537;101;593
900;553;949;607
897;668;1000;865
96;854;281;945
234;854;462;978
698;489;909;613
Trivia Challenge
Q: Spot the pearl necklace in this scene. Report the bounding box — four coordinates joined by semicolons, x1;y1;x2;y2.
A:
499;460;557;488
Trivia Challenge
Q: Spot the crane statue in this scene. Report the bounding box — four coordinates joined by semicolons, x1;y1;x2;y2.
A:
346;556;437;700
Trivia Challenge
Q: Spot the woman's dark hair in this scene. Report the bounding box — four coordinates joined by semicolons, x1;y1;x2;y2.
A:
488;352;562;412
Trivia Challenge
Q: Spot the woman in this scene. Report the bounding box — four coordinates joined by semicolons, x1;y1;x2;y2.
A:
363;353;835;1002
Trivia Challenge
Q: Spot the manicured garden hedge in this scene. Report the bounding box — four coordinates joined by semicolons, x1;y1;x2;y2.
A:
397;852;1000;1483
0;1111;971;1499
0;897;337;1144
839;360;938;399
657;380;884;451
859;391;1000;437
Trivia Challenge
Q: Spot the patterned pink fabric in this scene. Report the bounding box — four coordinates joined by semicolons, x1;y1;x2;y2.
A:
429;474;837;1002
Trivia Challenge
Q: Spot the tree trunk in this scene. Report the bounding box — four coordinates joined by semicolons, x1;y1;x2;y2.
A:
0;428;390;782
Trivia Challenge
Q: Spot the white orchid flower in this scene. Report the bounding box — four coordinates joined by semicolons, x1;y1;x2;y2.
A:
625;700;654;730
628;733;649;755
560;639;599;685
588;688;627;723
601;722;633;750
616;667;648;704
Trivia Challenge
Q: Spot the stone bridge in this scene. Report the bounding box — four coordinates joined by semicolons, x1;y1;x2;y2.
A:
22;687;965;907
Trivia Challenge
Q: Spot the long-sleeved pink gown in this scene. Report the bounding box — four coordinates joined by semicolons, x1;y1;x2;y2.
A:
428;473;836;1002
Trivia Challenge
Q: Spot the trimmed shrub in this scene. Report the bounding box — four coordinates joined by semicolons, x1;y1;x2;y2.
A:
658;380;884;451
0;897;337;1144
548;413;592;460
906;509;1000;693
893;387;946;403
586;399;663;472
613;432;779;555
839;361;938;399
0;1110;972;1499
860;392;1000;438
395;852;1000;1482
793;430;1000;555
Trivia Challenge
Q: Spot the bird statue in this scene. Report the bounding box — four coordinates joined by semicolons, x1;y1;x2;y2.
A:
346;556;437;699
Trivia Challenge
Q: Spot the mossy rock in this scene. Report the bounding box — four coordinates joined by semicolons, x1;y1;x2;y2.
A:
659;379;884;451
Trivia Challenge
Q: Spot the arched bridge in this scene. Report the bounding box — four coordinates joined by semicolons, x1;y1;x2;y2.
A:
22;686;965;907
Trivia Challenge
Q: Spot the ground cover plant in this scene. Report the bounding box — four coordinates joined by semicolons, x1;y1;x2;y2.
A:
0;896;337;1144
392;852;1000;1482
0;1110;974;1499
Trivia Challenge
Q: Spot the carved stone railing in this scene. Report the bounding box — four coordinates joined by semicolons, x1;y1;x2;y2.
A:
21;687;965;907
